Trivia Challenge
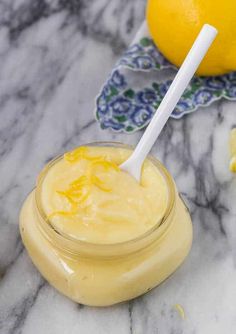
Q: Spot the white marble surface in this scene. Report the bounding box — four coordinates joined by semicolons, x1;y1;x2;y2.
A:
0;0;236;333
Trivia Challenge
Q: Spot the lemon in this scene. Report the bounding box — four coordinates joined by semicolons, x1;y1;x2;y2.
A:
146;0;236;76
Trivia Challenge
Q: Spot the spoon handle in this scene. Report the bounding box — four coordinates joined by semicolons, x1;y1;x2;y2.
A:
121;24;217;180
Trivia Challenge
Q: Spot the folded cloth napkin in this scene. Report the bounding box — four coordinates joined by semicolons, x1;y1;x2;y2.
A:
95;22;236;133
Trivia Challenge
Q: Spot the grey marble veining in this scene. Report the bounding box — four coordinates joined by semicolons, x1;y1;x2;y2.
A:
0;0;236;333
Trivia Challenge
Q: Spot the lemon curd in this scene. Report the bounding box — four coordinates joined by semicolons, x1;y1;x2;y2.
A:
20;143;193;306
230;128;236;173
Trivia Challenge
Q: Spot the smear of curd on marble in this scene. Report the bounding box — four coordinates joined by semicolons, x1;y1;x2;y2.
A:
40;146;168;244
174;304;185;319
229;128;236;173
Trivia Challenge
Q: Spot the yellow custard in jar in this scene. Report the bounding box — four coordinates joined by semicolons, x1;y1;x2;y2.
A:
41;146;168;244
20;143;193;306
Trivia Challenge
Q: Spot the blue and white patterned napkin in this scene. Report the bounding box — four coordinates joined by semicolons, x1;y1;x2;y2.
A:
95;22;236;133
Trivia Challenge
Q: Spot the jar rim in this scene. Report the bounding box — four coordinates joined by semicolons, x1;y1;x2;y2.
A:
35;141;176;257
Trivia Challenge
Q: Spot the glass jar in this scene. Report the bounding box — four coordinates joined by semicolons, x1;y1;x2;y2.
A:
19;142;192;306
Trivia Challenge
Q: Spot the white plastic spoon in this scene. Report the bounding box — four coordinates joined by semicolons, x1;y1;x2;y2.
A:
120;24;218;181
